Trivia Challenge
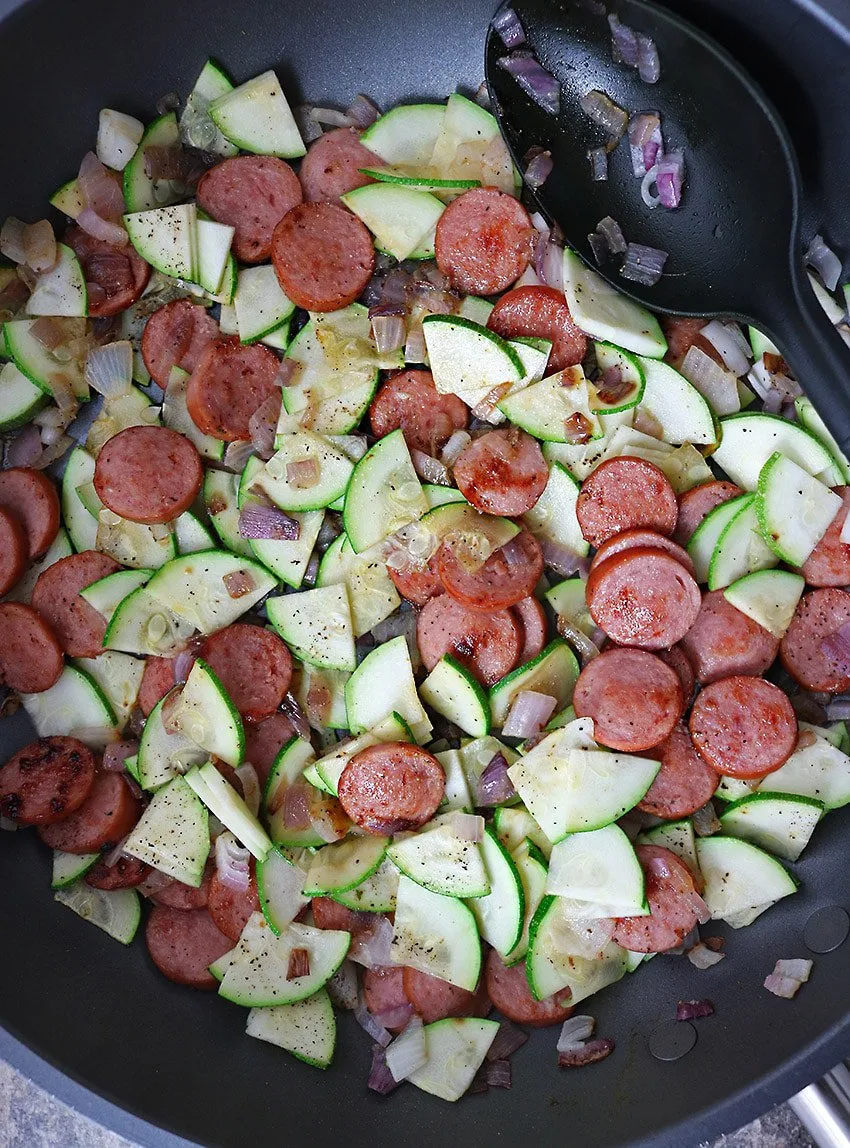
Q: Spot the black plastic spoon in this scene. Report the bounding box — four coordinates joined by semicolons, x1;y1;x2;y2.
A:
484;0;850;454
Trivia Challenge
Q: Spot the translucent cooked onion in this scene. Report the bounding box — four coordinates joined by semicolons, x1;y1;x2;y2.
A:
498;51;561;116
385;1017;427;1082
502;690;557;738
492;5;526;49
0;217;26;264
23;220;57;274
215;831;251;892
410;448;451;486
580;90;628;140
85;340;134;398
805;234;842;292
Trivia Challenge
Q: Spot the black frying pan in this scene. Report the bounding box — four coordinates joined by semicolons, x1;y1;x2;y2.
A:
1;1;849;1145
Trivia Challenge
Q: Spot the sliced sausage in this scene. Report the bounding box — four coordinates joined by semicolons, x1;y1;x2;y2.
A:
138;656;178;717
680;589;779;685
781;588;850;693
434;187;533;295
576;457;678;549
438;530;544;612
298;126;380;204
590;529;695;577
657;644;695;704
201;624;293;722
65;224;150;317
801;487;850;587
244;711;297;787
38;770;141;853
0;467;60;558
0;736;95;825
512;596;548;664
207;865;261;942
417;593;522;686
453;427;548;517
31;551;121;658
487;285;587;372
485;950;573;1027
388;551;443;608
586;549;702;650
151;862;213;910
93;425;203;525
196;155;303;263
637;720;719;818
311;896;375;934
271;202;375;312
186;336;281;442
369;369;469;456
0;603;64;694
402;967;490;1025
661;316;722;369
611;844;701;953
86;854;151;890
362;965;410;1031
337;742;445;835
690;676;798;779
0;507;27;596
145;906;233;990
573;647;682;752
674;480;742;545
141;299;220;390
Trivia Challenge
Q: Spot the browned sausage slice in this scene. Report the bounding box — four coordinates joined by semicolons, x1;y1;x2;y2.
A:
362;965;410;1031
31;551;121;658
243;712;297;787
0;736;95;825
38;771;141;853
138;656;178;716
690;676;798;779
65;224;150;317
271;202;375;312
402;967;491;1024
0;507;27;596
800;487;850;587
0;603;64;693
657;644;695;704
93;425;203;525
674;480;742;545
141;299;220;390
512;596;548;664
145;906;234;990
196;155;303;263
201;623;293;722
680;590;779;685
586;549;702;649
438;531;544;612
453;428;548;517
576;457;678;548
611;845;702;953
151;862;213;911
590;528;695;577
299;127;380;204
417;594;522;686
637;721;719;818
0;468;60;558
369;369;469;456
337;742;445;835
780;588;850;693
207;865;261;942
311;896;376;934
434;187;533;295
485;950;572;1027
186;336;281;442
487;285;587;372
573;647;682;752
86;854;151;890
387;551;443;608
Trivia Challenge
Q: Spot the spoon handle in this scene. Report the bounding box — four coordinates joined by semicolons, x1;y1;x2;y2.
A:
765;261;850;459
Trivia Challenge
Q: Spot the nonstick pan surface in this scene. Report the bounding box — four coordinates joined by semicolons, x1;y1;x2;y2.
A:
1;1;849;1145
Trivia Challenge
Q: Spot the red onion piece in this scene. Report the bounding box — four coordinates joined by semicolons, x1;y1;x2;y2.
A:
821;623;850;676
286;457;320;488
215;832;250;892
692;803;720;839
357;999;392;1048
558;1038;615;1068
557;1015;596;1052
502;690;558;738
556;617;600;667
374;1004;415;1032
0;217;26;264
5;424;44;468
655;150;685;209
223;569;255;599
493;5;526;48
235;764;261;818
775;958;813;982
541;539;591;578
136;869;174;898
102;740;139;772
450;811;485;842
346;94;381;129
279;781;311;829
77;207;128;247
287;947;311;981
487;1021;529;1061
485;1059;512;1088
78;151;126;224
385;1016;427;1082
349;915;395;969
248;391;282;458
620;242;668;286
326;960;359;1010
597;216;627;256
367;1045;400;1093
609;14;639;65
587;148;608;182
580;90;628;140
636;33;661;83
222;439;255;474
281;692;312;741
23;220;57;274
805;234;842;292
764;973;804;999
498;51;561;116
410;449;451;486
275;358;300;388
676;999;715;1021
238;503;300;541
525;149;554;190
477;752;516;807
441;430;472;467
687;942;726;970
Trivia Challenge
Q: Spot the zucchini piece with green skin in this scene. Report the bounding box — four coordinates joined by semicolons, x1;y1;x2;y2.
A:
711;412;840;490
6;318;87;398
103;587;196;658
123;112;181;212
74;651;144;729
408;1018;500;1103
179;59;238;158
422;314;524;408
591;342;645;412
686;492;752;584
331;857;400;913
749;327;780;359
50;177;84;219
264;737;342;849
174;511;216;555
0;361;48;431
199;233;236;302
545;824;648;918
489;640;579;729
22;665;117;748
544;577;596;636
169;659;245;767
637;818;700;874
95;510;177;571
707;495;778;591
390;874;482;991
144;549;276;634
718;792;824;862
419;655;491;737
388;814;490;898
209;71;306;158
137;687;206;792
184;760;271;861
204;470;253;558
467;827;524;958
218;916;349;1007
293;663;350;732
695;836;798;926
316;532;401;637
267;585;356;672
421;484;467;510
343;428;427;553
429;92;518;193
454;736;518;804
563;248;667;358
522;462;588;557
303;835;389;897
361;104;446;168
419;500;519;555
762;731;850;811
714;775;758;803
499;366;603;443
123;204;197;280
54;883;141;945
435;748;474;814
246;989;337;1069
80;568;153;624
795;396;850;482
233;264;295;343
256;847;309;935
255;431;354;514
122;776;210;886
635;355;717;445
503;839;548;965
722;569;805;639
493;805;553;859
360;167;480;192
342;184;445;262
345;634;431;739
51;850;99;889
755;451;843;566
526;894;628;1002
25;244;87;317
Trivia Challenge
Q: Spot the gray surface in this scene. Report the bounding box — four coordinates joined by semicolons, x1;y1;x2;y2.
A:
0;1058;814;1148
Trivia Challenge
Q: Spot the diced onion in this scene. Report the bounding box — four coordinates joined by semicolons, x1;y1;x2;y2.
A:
502;690;557;738
558;1038;616;1068
805;234;842;292
97;109;145;172
449;811;485;842
675;999;715;1021
23;220;57;274
215;831;250;892
85;340;134;398
557;1015;595;1052
524;149;554;189
286;457;320;488
700;320;752;376
477;752;516;807
587;148;609;181
235;764;261;817
385;1016;428;1082
620;242;668;286
687;942;726;969
371;314;406;355
441;430;472;467
238;504;300;541
410;448;451;486
0;217;26;264
346;94;381;129
682;345;741;417
367;1046;399;1094
580;90;628;141
775;958;813;981
498;51;561;116
492;5;526;49
655;150;685;209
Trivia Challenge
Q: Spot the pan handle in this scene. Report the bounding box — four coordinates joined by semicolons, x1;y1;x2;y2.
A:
789;1063;850;1148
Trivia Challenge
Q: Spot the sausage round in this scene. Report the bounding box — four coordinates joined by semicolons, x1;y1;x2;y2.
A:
337;742;445;835
186;336;281;442
487;285;587;372
369;369;469;456
438;530;544;612
201;623;293;722
145;906;234;990
311;896;376;935
0;736;95;825
674;480;742;545
512;596;548;664
151;862;213;911
0;507;27;596
271;202;375;312
31;551;121;658
207;865;261;942
590;528;696;577
572;648;682;752
65;224;151;317
434;187;533;295
141;299;220;390
576;457;679;548
38;770;141;853
402;967;490;1025
637;720;719;818
801;487;850;587
243;712;297;787
388;551;443;608
362;965;410;1031
690;676;798;779
781;588;850;693
0;603;64;694
680;589;779;684
610;845;701;953
298;126;380;204
94;425;203;525
0;468;60;558
485;949;573;1027
453;427;548;517
138;656;178;716
586;548;702;650
196;155;303;263
417;592;522;686
657;644;696;704
86;854;151;890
